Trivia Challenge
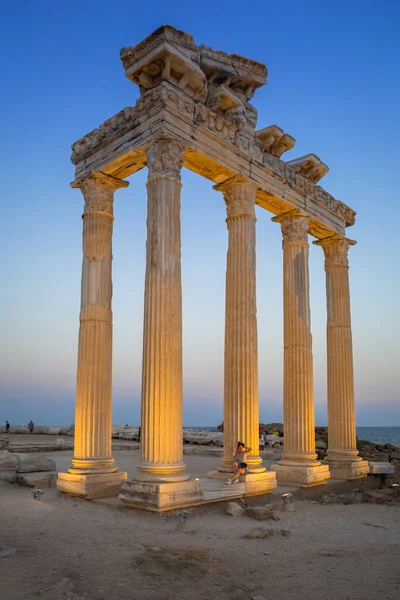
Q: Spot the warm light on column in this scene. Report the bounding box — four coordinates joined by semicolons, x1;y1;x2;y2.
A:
214;174;265;475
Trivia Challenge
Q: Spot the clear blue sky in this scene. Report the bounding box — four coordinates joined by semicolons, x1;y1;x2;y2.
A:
1;1;399;426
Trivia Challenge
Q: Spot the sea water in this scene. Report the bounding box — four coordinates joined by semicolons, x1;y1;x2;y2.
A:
185;426;400;446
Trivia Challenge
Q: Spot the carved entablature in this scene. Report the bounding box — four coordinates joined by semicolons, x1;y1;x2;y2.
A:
287;153;329;183
120;25;207;101
71;106;138;164
71;26;357;233
198;44;266;132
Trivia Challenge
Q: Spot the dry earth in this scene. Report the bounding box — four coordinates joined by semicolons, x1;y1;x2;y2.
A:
1;480;400;600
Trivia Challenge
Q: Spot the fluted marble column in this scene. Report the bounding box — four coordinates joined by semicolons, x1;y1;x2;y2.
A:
137;138;187;483
214;175;264;474
271;210;329;487
57;170;128;498
314;235;369;479
119;138;202;511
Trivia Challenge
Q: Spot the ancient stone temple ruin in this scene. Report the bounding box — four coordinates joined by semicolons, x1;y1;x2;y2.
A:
57;26;369;510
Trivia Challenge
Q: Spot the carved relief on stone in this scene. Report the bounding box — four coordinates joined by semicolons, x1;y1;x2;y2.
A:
272;210;309;245
147;138;184;180
194;103;236;142
314;235;356;268
71;171;129;262
214;175;256;219
336;201;356;227
288;154;329;184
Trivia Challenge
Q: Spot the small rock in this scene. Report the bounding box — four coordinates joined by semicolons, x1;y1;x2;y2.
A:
245;506;279;521
16;457;56;473
226;502;244;517
244;528;274;539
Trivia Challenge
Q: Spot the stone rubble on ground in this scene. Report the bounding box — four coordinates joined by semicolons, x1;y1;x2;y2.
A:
226;502;244;517
16;457;56;473
245;506;280;521
0;451;21;470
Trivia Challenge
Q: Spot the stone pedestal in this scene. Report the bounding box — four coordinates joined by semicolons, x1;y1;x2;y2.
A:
57;171;128;499
213;175;267;477
118;138;202;511
271;211;330;487
314;235;369;480
119;479;203;512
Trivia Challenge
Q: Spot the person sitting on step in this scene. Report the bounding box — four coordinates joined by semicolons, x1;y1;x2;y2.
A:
226;441;252;485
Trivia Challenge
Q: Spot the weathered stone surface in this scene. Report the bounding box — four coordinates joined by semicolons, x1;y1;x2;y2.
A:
316;439;327;450
71;26;356;236
57;471;128;499
214;176;265;476
16;457;56;473
314;235;368;480
57;172;128;498
9;427;30;434
270;211;329;487
183;430;223;446
0;451;20;471
368;462;395;474
118;427;140;441
226;502;244;517
119;478;203;511
0;436;9;450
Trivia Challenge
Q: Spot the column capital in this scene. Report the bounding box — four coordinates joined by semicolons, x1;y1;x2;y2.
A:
314;234;356;269
71;171;128;263
213;174;257;219
272;209;309;246
146;137;184;181
71;170;129;218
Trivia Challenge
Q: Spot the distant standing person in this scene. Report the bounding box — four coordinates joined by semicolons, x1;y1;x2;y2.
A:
5;420;10;433
28;420;34;434
138;426;141;442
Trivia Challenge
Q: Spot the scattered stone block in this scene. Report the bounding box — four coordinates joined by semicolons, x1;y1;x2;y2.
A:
16;457;56;473
368;462;395;474
0;436;9;450
226;502;244;517
0;451;21;471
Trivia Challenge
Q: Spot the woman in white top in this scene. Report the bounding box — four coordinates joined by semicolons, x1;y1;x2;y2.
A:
226;441;252;485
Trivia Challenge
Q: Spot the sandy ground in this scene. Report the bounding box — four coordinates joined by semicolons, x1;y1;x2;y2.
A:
0;477;400;600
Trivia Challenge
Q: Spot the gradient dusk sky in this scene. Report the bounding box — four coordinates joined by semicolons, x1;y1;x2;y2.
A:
1;1;399;427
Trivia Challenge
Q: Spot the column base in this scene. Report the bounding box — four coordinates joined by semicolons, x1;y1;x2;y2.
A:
324;458;369;480
207;470;277;496
270;461;330;487
57;471;127;499
119;477;203;512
